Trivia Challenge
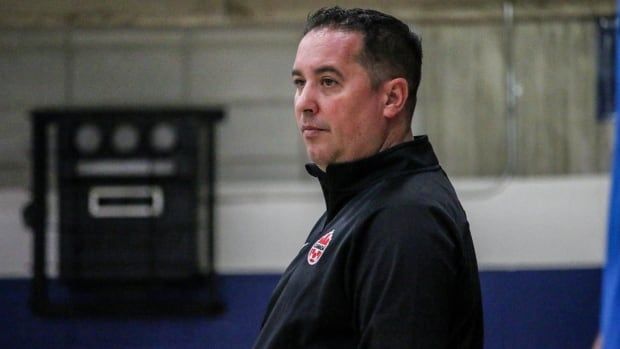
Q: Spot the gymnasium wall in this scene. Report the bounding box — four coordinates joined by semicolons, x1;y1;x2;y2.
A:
0;19;612;348
0;21;614;186
0;176;608;348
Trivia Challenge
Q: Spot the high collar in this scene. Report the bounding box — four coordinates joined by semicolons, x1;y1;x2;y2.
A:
305;135;441;222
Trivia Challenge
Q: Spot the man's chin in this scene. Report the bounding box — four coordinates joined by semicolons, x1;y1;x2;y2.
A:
306;151;329;170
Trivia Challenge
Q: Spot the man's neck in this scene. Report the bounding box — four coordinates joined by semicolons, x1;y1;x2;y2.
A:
378;128;413;154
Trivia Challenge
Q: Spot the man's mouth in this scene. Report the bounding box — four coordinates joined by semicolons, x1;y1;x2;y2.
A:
301;125;327;137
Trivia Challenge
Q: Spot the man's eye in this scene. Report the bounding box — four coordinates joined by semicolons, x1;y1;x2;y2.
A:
293;79;305;88
321;78;337;87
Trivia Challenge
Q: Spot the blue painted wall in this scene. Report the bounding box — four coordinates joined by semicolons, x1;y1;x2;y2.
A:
0;269;601;349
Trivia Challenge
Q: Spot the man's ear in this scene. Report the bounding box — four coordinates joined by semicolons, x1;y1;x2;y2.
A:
383;78;408;119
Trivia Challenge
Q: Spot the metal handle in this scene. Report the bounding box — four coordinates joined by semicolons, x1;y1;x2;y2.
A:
88;186;164;218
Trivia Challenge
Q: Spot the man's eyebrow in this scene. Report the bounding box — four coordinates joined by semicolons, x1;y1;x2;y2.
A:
291;66;344;80
315;66;344;80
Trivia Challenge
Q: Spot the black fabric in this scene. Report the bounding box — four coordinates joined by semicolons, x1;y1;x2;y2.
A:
253;136;483;349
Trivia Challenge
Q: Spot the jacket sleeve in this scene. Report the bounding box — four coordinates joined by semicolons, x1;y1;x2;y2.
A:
348;203;461;349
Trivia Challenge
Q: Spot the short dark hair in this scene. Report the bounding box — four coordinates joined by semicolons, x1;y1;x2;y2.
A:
303;6;423;117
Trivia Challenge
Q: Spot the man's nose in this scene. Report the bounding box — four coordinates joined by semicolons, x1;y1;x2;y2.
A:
295;84;318;115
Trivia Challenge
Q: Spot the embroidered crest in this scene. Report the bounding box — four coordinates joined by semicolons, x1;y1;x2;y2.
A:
307;230;334;265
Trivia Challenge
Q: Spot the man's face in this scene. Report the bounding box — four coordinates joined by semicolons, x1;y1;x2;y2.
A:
292;29;388;170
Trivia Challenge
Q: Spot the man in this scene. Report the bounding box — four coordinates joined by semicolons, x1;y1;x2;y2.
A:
254;6;483;348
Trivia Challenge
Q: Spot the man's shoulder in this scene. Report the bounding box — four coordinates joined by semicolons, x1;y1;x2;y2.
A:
351;170;468;244
375;169;461;212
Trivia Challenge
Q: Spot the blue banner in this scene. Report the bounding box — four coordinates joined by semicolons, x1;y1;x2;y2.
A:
601;7;620;348
597;17;617;121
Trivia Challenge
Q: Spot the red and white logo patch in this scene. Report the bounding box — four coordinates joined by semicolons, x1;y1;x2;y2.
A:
307;230;334;265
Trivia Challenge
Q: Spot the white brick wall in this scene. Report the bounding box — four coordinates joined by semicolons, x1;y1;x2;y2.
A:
0;175;609;276
0;28;305;184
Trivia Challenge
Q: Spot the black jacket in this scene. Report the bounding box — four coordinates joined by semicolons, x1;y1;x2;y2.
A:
253;136;483;348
